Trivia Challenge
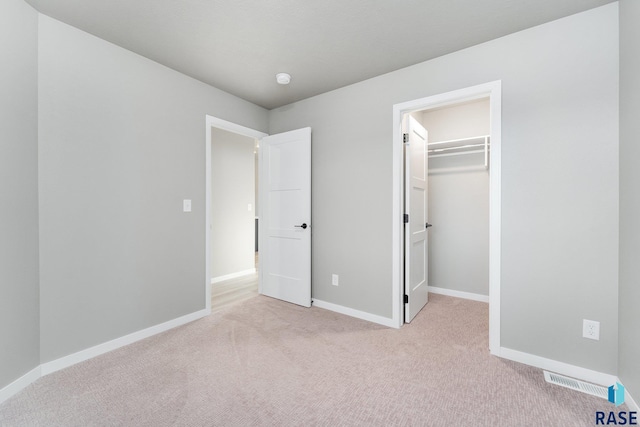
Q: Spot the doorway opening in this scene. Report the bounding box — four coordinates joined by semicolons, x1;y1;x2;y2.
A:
210;128;259;312
392;81;502;355
205;116;267;314
205;117;312;313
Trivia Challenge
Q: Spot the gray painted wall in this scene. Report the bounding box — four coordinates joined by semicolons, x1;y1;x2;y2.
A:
0;0;40;389
422;99;490;142
37;15;268;363
618;0;640;401
270;4;619;374
420;99;490;296
211;128;256;279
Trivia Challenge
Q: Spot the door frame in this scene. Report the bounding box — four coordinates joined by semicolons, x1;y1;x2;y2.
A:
391;81;502;355
205;115;268;314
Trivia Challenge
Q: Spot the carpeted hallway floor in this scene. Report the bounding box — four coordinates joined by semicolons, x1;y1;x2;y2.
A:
0;294;623;426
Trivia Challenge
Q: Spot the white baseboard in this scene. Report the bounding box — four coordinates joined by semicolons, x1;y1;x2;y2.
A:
312;299;397;328
211;268;256;284
41;309;208;376
0;366;41;405
1;309;209;404
499;347;617;387
428;286;489;303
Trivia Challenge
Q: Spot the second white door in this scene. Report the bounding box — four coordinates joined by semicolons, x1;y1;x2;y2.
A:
404;116;429;323
259;127;312;307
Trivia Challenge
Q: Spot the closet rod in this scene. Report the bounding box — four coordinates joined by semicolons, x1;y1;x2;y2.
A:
429;143;486;153
429;149;485;159
428;135;490;146
427;135;490;169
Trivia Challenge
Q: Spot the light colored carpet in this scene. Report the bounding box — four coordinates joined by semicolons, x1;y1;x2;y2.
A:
0;294;623;426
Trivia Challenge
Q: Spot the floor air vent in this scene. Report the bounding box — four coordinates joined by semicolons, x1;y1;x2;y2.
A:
544;371;608;399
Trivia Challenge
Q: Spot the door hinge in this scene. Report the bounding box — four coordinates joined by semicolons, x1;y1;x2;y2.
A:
403;214;409;224
403;133;409;143
404;294;409;304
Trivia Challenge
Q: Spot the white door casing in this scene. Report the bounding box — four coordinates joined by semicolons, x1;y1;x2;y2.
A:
392;81;501;354
259;127;312;307
404;115;429;323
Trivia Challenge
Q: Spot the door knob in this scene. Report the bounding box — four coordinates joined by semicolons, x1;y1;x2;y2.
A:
425;223;433;229
295;223;308;229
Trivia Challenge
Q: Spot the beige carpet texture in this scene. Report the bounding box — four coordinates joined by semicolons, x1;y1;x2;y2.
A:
0;294;624;426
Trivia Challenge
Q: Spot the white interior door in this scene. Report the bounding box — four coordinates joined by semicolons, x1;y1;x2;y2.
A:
259;127;311;307
404;115;430;323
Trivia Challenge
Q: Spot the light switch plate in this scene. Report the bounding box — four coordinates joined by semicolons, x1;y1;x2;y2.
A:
183;199;192;212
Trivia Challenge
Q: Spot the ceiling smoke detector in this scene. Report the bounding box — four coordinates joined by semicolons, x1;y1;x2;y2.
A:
276;73;291;85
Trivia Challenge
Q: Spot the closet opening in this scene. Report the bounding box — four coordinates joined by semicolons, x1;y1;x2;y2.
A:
392;81;502;355
418;96;490;302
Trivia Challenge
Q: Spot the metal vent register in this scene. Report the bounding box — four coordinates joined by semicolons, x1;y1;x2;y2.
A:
544;371;608;400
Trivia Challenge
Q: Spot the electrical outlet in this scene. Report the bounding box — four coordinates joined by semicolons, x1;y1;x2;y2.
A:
332;274;339;286
583;319;600;341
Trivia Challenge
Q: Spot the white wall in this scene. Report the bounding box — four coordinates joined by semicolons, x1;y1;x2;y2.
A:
422;99;490;141
618;0;640;402
211;128;256;279
420;99;490;296
269;4;619;374
37;14;268;363
0;0;40;389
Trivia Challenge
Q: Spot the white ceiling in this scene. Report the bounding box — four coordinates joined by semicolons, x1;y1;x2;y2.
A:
25;0;615;109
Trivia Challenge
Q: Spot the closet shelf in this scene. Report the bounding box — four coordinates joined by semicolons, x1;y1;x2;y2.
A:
428;135;490;169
